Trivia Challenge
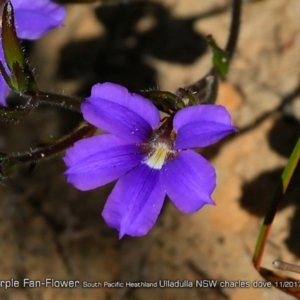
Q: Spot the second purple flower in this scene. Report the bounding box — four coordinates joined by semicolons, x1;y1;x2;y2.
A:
0;0;66;105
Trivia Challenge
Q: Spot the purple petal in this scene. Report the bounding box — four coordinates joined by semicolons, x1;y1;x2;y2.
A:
160;150;215;213
88;83;160;128
0;76;9;106
12;0;66;39
64;134;144;191
82;83;160;143
173;104;237;149
0;40;10;106
102;164;165;238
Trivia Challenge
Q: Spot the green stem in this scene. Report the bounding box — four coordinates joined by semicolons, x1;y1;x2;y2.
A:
253;137;300;270
0;104;36;122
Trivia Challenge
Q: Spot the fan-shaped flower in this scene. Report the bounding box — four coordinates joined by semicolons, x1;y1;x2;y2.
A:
64;82;236;238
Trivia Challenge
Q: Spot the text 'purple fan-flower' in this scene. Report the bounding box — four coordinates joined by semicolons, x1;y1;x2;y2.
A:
0;0;66;105
64;82;237;238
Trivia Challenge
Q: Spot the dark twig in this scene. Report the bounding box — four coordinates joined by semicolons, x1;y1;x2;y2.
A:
30;91;83;113
225;0;242;62
5;122;96;166
0;91;82;123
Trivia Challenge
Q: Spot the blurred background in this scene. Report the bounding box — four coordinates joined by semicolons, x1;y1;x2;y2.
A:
0;0;299;299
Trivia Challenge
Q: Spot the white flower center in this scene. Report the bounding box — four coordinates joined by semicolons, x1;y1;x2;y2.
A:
144;142;175;170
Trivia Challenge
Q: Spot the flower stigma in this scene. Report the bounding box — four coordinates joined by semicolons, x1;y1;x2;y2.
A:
143;116;177;170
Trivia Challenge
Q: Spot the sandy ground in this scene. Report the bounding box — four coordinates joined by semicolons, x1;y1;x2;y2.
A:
0;0;299;299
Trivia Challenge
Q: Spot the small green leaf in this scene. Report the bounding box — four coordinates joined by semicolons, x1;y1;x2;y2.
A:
207;35;230;78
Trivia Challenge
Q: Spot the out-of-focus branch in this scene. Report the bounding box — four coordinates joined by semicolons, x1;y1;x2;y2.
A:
225;0;242;62
180;0;242;104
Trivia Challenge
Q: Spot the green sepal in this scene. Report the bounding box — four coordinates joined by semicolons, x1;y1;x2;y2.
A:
2;2;25;71
12;61;27;91
141;90;185;114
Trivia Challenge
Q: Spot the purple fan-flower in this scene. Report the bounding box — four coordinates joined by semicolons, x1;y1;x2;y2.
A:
64;83;236;238
0;0;66;105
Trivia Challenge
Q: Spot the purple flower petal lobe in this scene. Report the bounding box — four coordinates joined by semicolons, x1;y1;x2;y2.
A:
13;0;66;39
160;149;215;213
0;0;66;105
82;83;160;143
102;164;165;238
89;83;160;128
174;104;237;149
0;76;9;106
64;134;143;191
